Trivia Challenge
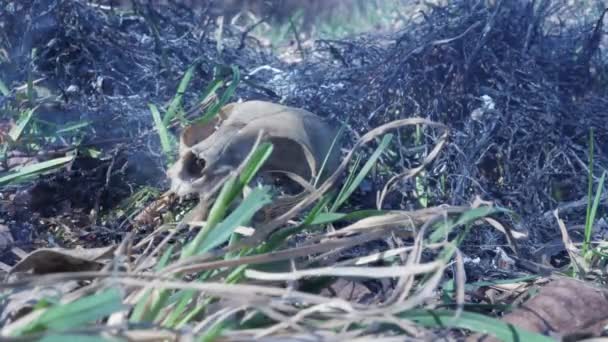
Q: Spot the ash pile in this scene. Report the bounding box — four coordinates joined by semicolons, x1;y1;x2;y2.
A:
0;0;279;254
279;0;608;260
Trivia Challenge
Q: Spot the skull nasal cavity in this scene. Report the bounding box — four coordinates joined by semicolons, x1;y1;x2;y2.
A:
183;152;205;179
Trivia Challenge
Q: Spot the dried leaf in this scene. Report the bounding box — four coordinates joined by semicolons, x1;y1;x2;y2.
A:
471;278;608;341
168;101;341;197
9;246;115;275
505;278;608;336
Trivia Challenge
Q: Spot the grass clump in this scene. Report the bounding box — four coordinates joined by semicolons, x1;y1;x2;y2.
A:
1;94;540;341
557;129;608;280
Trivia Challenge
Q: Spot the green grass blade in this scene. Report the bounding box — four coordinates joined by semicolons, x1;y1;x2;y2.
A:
454;206;510;226
200;66;240;122
164;66;195;125
8;107;37;141
155;245;175;272
590;171;606;222
332;133;393;211
180;177;237;259
181;142;273;259
401;309;554;342
300;194;333;226
237;142;273;186
198;319;234;342
429;206;507;244
199;186;272;253
132;289;171;324
314;124;345;188
0;155;75;186
264;195;335;249
0;78;9;96
199;78;223;103
27;48;37;103
56;121;91;134
162;289;196;327
150;103;175;160
584;129;595;254
175;297;214;329
40;335;124;342
309;209;387;225
175;264;247;328
15;288;123;335
585;171;606;255
129;288;152;323
333;154;361;208
221;65;240;104
130;253;183;323
415;173;429;208
184;77;224;126
80;147;102;159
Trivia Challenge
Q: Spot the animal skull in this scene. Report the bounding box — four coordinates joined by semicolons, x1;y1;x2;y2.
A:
167;100;341;197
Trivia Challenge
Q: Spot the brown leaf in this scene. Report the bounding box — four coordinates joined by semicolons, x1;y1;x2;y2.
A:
471;277;608;341
168;101;341;197
9;245;115;274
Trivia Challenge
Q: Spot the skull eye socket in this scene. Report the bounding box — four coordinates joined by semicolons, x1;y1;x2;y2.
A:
182;152;206;180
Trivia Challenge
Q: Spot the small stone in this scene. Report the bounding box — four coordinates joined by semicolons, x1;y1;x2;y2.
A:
66;84;79;94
